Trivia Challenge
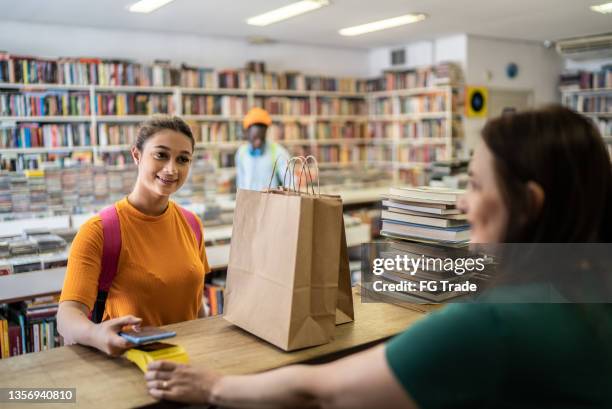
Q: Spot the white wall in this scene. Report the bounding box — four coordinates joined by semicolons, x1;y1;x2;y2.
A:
367;34;467;76
463;35;564;152
0;20;370;77
466;35;563;105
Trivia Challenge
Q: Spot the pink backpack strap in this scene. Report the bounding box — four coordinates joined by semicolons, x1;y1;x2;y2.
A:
100;205;122;291
179;206;202;248
91;205;121;323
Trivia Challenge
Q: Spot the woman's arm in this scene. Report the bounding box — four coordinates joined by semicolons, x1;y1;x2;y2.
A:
146;344;418;409
57;301;141;356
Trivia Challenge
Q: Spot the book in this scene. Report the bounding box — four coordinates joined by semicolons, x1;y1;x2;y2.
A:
381;210;468;228
383;205;467;220
382;220;470;243
382;200;461;215
388;186;464;202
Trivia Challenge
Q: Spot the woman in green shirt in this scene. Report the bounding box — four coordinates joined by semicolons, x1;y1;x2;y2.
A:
144;105;612;408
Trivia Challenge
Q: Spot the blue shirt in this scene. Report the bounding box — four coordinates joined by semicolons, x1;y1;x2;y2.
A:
235;142;290;191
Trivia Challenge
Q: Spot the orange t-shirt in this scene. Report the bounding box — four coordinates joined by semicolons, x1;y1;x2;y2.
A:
60;198;210;326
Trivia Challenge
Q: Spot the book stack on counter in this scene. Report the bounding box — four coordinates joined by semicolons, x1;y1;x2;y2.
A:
371;186;484;303
381;186;469;246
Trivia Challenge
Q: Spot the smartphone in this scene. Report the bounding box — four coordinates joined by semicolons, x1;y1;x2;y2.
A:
119;327;176;345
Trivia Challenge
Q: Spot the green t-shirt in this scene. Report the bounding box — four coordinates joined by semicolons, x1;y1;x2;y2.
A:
385;303;612;408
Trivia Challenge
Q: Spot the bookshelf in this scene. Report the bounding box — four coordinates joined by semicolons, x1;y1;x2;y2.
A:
559;66;612;159
1;54;464;190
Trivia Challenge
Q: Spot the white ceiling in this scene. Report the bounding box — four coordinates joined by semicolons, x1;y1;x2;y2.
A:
0;0;611;49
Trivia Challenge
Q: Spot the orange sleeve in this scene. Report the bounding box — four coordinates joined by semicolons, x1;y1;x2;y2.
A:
59;217;103;311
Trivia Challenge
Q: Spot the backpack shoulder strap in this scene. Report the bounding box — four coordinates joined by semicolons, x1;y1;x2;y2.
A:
178;206;202;248
91;205;121;323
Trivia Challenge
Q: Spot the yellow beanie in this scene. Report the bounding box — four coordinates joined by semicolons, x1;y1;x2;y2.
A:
243;107;272;129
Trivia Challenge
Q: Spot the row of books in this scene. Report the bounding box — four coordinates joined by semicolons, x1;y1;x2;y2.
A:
563;95;611;114
368;122;394;139
383;68;436;91
559;66;612;90
399;93;447;114
0;297;62;358
400;119;449;139
253;97;311;116
0;91;91;117
315;121;367;140
268;123;309;141
316;98;367;116
369;98;394;115
0;52;463;92
291;144;394;164
182;95;248;116
190;121;244;144
0;123;93;149
398;145;448;163
95;93;174;116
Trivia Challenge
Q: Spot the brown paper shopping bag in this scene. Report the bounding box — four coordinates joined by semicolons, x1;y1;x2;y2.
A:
224;159;354;351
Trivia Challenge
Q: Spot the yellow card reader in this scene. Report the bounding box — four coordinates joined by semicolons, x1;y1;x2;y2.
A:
123;342;189;373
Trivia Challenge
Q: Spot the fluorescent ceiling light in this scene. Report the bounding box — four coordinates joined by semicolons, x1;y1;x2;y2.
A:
129;0;175;13
247;0;329;27
590;2;612;13
339;13;427;36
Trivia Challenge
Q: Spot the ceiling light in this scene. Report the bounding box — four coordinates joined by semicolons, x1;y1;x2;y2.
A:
247;0;330;27
339;13;427;36
129;0;175;13
590;2;612;13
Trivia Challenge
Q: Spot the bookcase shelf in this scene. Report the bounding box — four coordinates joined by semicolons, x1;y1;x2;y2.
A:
0;55;464;188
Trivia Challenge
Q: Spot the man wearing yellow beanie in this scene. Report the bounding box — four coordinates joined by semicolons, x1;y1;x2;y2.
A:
235;107;289;191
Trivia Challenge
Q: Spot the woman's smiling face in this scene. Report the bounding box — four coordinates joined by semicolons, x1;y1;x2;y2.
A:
132;129;193;198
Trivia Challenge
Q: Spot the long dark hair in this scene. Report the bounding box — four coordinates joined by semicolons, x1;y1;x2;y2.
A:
481;105;612;243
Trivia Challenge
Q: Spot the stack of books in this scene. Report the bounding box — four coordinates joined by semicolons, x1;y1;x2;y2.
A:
361;186;478;303
381;186;469;245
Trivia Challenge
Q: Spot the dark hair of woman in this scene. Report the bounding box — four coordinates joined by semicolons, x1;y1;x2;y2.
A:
481;105;612;243
135;115;195;152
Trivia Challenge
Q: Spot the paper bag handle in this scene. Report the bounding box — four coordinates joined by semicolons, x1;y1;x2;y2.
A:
267;154;290;191
283;156;306;192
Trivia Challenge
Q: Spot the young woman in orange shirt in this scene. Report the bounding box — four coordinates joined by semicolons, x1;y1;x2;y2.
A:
57;115;210;356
